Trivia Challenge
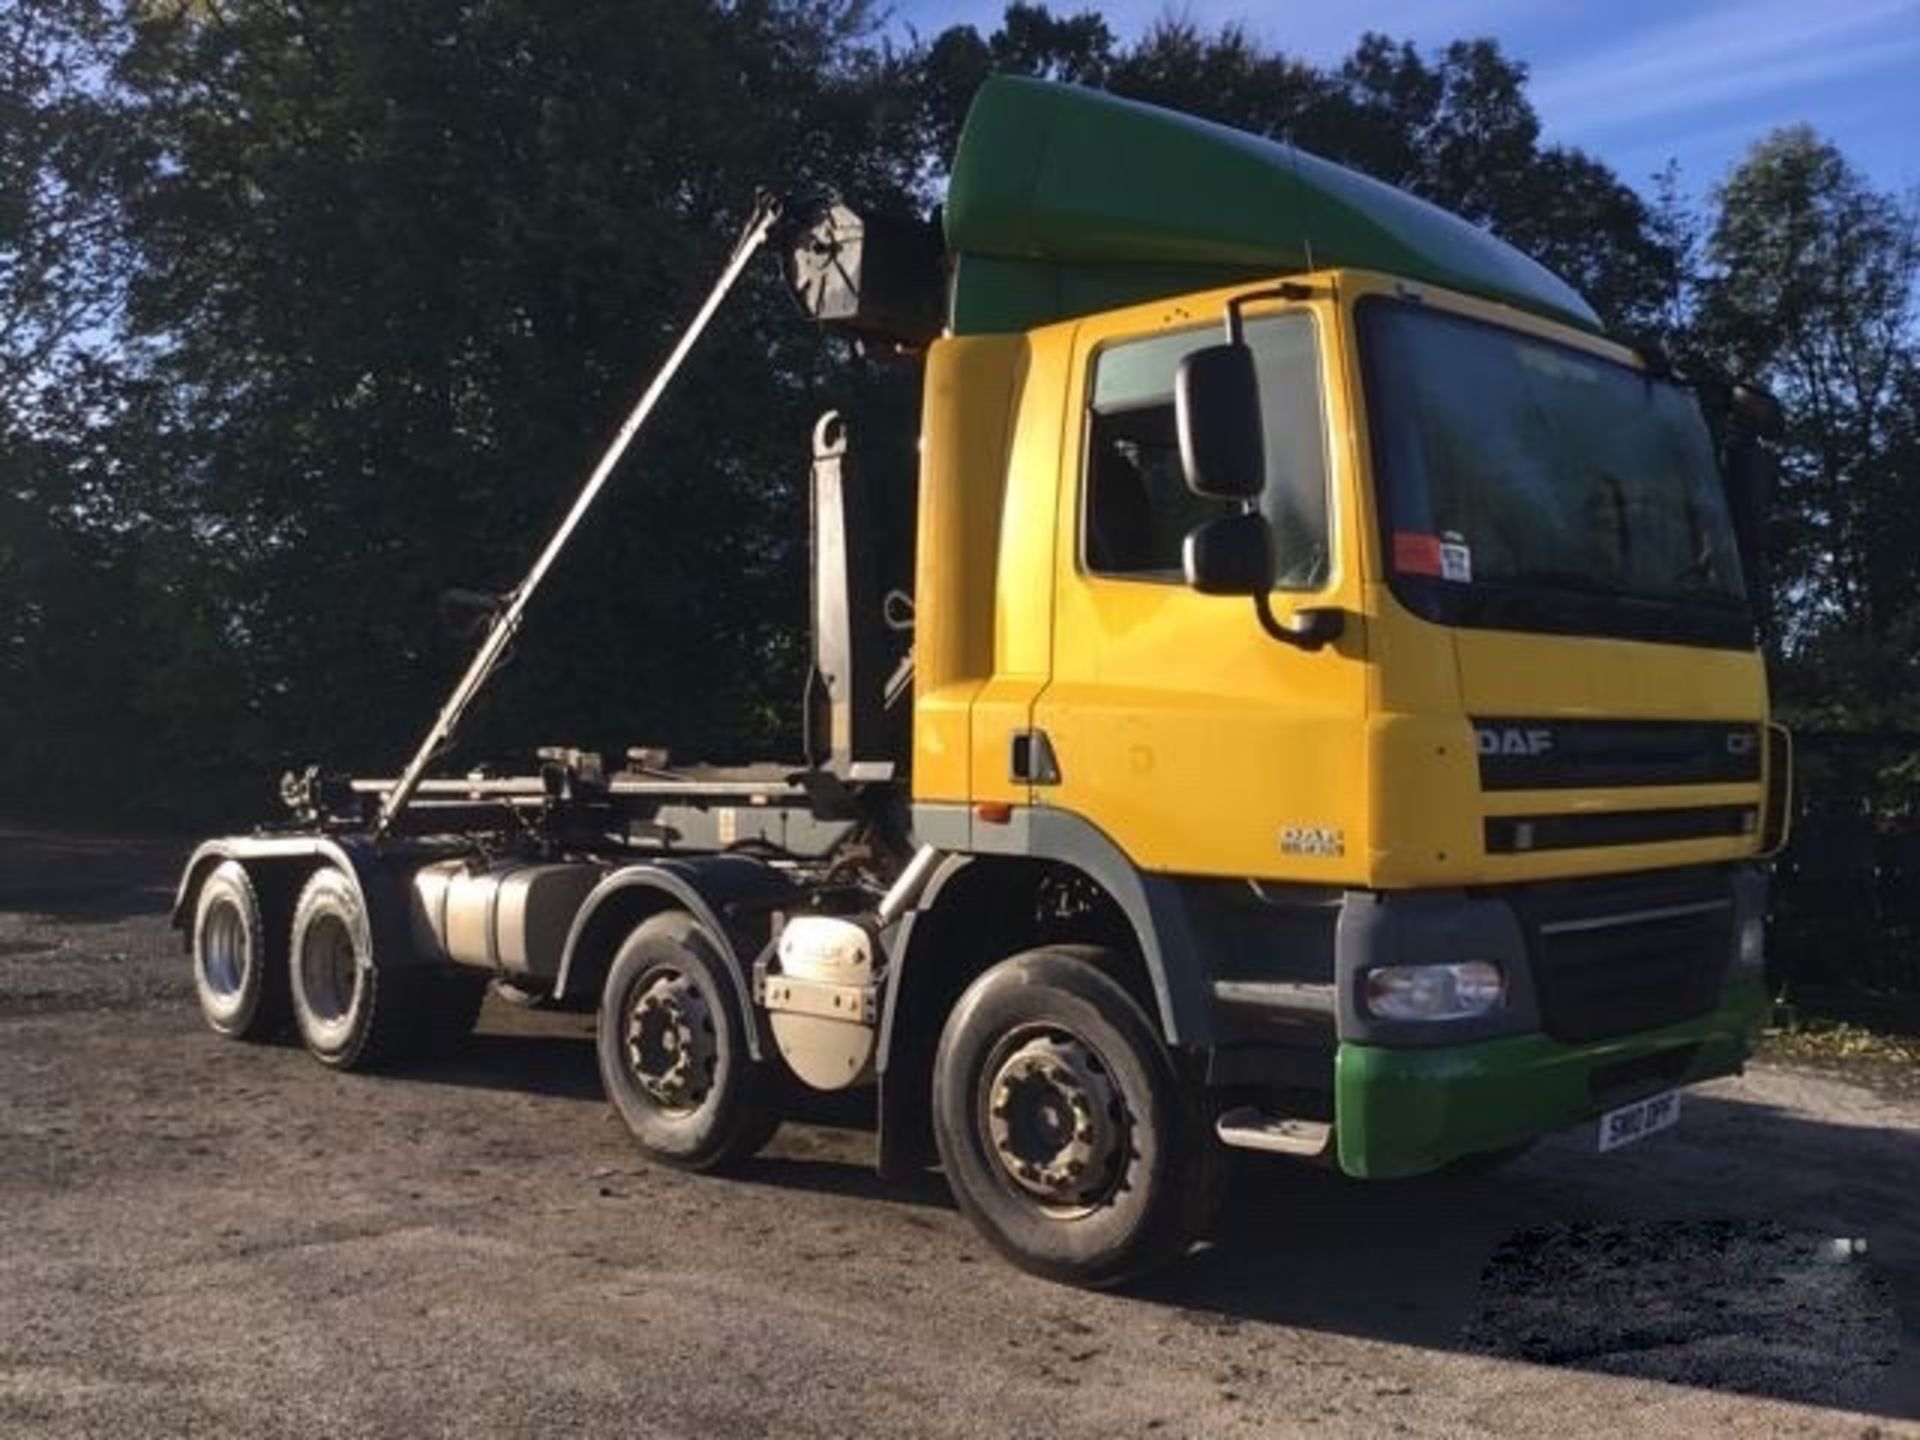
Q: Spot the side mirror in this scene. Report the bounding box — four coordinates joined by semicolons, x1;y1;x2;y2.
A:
1176;344;1265;500
1184;511;1346;651
1175;510;1344;652
1184;512;1273;595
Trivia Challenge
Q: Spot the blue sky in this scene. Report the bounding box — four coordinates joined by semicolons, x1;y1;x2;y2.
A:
889;0;1919;198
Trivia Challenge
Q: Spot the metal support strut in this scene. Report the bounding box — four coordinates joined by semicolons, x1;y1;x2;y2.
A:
375;196;785;838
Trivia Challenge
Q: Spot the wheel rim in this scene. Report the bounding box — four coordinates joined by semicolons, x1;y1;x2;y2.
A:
982;1029;1131;1214
624;968;717;1114
199;898;250;1008
298;912;361;1038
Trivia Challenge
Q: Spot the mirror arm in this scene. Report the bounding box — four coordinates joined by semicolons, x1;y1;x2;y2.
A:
1253;595;1344;651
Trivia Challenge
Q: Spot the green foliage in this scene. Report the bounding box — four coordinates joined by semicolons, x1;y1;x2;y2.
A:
1641;127;1920;733
105;0;923;806
1;1;1913;824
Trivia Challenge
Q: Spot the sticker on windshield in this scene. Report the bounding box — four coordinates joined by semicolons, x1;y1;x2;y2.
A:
1393;531;1443;576
1440;533;1473;584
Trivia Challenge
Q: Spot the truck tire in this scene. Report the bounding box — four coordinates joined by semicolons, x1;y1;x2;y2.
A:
288;866;422;1071
931;946;1218;1288
596;911;779;1173
191;860;289;1040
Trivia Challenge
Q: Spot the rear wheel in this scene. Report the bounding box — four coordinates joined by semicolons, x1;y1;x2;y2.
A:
288;866;424;1070
191;860;288;1040
932;946;1219;1288
596;912;779;1172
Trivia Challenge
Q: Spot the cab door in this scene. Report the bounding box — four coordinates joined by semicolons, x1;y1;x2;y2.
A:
1030;295;1370;883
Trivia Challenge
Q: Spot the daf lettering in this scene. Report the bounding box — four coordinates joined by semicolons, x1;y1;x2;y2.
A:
1477;726;1555;758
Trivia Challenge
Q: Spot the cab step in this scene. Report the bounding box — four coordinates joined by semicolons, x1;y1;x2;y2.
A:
1215;1107;1334;1157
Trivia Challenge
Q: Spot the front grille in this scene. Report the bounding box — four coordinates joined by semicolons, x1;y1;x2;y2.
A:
1485;805;1756;853
1474;717;1761;791
1511;868;1734;1043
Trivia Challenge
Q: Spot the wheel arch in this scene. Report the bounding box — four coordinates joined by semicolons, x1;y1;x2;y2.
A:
883;810;1213;1061
172;835;423;970
1023;808;1213;1044
553;856;797;1060
872;817;1214;1178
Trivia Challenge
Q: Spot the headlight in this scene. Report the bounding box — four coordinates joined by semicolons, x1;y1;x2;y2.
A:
1736;914;1766;973
1364;961;1505;1022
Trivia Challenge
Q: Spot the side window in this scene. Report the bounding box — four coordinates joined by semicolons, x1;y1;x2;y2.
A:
1084;313;1330;589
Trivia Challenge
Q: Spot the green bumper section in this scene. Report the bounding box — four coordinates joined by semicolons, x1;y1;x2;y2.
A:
1335;982;1769;1179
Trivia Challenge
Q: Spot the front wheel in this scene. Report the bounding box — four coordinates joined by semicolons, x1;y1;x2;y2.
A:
595;912;779;1173
931;946;1219;1288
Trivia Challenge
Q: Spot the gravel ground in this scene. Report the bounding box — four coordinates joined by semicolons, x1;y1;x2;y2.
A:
1;828;1916;1438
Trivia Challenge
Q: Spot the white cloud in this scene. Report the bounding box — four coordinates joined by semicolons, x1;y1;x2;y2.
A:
1601;85;1916;189
1530;0;1920;134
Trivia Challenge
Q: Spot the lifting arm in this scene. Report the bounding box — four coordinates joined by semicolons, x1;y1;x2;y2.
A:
374;196;785;838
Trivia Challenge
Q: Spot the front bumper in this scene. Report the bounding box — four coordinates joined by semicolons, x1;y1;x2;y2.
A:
1334;980;1769;1178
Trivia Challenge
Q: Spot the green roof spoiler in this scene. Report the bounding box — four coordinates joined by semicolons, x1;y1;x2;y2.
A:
944;76;1602;336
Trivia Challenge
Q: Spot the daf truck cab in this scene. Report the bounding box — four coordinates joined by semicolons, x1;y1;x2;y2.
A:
174;77;1787;1287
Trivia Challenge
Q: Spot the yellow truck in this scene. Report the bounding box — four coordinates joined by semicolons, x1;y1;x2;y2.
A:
172;77;1790;1286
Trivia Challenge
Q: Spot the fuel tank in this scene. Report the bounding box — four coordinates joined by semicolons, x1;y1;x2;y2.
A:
410;860;601;978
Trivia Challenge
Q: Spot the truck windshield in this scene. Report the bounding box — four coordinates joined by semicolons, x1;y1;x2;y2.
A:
1360;299;1752;649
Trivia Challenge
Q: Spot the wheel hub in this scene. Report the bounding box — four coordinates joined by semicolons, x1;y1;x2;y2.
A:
200;900;248;999
300;913;359;1026
987;1035;1124;1205
625;972;716;1111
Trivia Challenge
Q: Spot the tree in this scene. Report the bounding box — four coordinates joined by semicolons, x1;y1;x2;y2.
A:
6;0;1909;824
0;0;179;815
107;0;925;791
1289;35;1675;332
0;0;129;415
910;2;1118;169
911;15;1677;333
1694;127;1920;719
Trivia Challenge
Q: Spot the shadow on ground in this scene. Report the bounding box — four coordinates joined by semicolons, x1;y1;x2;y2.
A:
9;829;1913;1419
390;1023;1917;1420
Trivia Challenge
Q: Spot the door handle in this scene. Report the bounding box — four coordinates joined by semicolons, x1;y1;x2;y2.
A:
1010;729;1062;785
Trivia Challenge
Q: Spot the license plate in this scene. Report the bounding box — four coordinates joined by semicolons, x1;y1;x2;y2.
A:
1597;1089;1682;1152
